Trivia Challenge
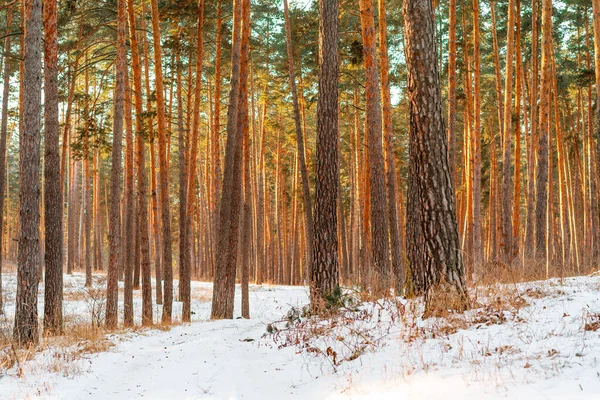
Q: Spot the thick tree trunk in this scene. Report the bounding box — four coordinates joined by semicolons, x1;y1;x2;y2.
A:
536;0;552;261
106;0;127;329
403;0;467;313
42;0;63;334
14;0;43;344
211;0;245;319
310;0;339;305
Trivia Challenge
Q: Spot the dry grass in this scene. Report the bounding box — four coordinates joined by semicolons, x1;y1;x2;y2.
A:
191;288;212;303
582;309;600;332
474;256;592;287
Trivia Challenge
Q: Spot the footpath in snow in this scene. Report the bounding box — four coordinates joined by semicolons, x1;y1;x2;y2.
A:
1;273;600;399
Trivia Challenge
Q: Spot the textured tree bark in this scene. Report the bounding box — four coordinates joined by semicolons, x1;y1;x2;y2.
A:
359;0;390;295
378;0;403;294
472;0;483;271
149;0;174;323
513;2;522;261
403;0;467;313
211;0;245;319
525;0;539;255
501;0;516;262
123;70;135;327
239;0;251;318
310;0;339;305
106;0;127;329
42;0;62;333
490;1;503;263
536;0;552;261
127;0;152;325
14;0;42;344
176;46;187;318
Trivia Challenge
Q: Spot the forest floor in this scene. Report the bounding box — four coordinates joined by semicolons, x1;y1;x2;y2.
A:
1;271;600;399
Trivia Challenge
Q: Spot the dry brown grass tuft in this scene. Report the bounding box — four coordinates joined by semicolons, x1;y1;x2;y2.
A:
582;309;600;332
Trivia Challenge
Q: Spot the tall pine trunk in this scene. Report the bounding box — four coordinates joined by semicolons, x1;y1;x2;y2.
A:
149;0;174;323
106;0;127;329
14;0;43;344
211;0;245;319
283;0;314;276
378;0;403;293
42;0;63;333
310;0;339;306
536;0;552;262
359;0;390;294
404;0;467;313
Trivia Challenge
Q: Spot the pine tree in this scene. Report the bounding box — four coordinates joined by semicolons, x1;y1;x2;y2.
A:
43;0;63;334
14;0;43;344
311;0;340;306
404;0;467;313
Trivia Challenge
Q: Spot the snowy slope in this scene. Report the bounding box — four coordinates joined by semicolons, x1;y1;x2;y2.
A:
1;273;600;399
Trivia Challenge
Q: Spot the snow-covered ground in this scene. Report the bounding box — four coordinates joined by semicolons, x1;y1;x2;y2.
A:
1;272;600;399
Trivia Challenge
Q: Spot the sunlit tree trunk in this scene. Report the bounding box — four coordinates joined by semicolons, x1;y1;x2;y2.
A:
283;0;314;277
211;0;245;319
472;0;482;271
404;0;467;312
447;0;457;188
311;0;340;305
378;0;403;292
536;0;552;262
42;0;62;333
106;0;127;329
14;0;43;344
240;0;252;317
149;0;174;323
501;0;516;262
359;0;390;294
182;0;205;322
525;0;539;255
123;69;135;327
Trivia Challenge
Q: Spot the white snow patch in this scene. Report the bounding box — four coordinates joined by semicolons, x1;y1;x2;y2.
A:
0;273;599;399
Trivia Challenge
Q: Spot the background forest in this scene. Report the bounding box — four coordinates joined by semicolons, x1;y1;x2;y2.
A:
0;0;598;342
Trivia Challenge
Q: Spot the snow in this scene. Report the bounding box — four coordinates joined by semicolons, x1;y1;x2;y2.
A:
1;272;600;399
